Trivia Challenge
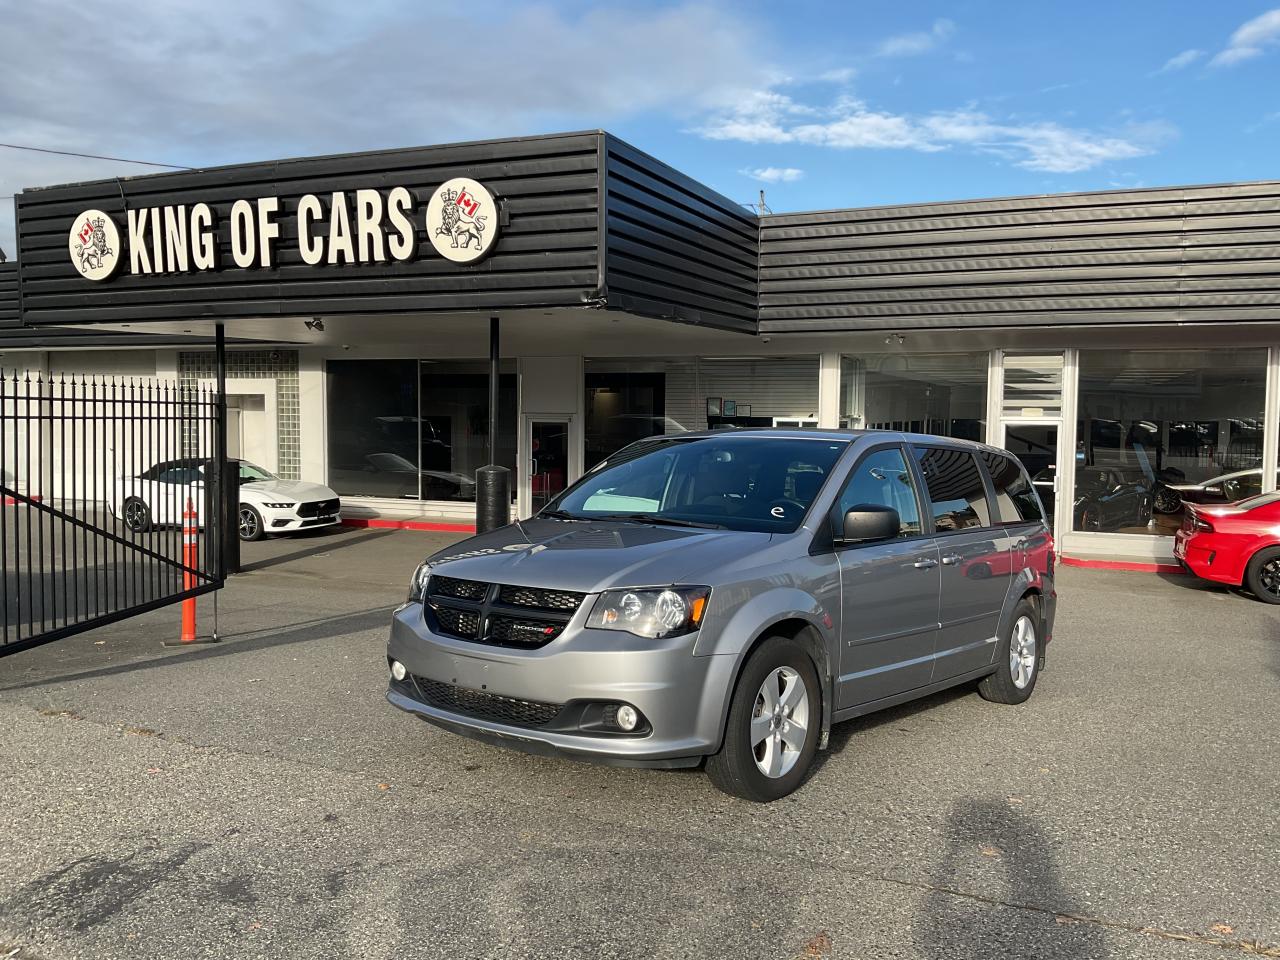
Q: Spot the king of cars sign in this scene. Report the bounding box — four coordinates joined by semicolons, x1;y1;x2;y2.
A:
66;178;501;280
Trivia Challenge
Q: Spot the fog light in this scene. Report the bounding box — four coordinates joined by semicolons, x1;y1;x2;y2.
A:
390;660;407;682
616;704;639;732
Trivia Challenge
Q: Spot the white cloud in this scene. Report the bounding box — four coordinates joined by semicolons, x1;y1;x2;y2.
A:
1155;48;1203;73
1211;7;1280;66
819;67;857;84
877;19;955;58
740;166;804;183
0;0;777;252
698;95;1171;173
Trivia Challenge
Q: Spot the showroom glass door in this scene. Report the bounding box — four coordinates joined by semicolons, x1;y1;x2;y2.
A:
524;418;571;517
1000;420;1064;532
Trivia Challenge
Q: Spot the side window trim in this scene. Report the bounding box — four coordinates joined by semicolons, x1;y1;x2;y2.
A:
828;441;932;549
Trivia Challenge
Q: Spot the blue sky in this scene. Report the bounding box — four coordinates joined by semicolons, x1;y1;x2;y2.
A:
2;1;1279;252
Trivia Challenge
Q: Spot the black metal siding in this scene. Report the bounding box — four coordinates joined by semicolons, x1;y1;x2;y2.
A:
603;136;758;333
0;262;17;327
17;133;605;326
759;181;1280;332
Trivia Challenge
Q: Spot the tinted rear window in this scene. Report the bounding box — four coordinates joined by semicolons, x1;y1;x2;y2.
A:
913;446;991;531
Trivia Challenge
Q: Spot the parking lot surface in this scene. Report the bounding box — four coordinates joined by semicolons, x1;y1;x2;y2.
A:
1;525;1277;959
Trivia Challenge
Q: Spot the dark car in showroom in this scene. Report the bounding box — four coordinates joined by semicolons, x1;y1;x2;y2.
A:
1034;465;1152;531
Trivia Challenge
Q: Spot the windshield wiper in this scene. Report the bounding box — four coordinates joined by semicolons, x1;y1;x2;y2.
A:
595;513;726;530
539;509;583;521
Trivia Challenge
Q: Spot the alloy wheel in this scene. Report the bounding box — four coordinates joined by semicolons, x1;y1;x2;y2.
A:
750;666;810;779
1259;559;1280;599
238;507;258;539
1080;508;1101;532
124;500;147;530
1009;615;1037;689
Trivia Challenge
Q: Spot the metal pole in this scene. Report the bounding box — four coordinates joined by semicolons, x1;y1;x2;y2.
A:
488;315;499;466
215;324;238;576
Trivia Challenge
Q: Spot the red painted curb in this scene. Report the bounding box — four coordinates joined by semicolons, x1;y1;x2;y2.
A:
1060;556;1185;574
342;517;475;534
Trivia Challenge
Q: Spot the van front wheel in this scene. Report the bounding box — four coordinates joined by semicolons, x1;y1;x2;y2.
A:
707;637;820;802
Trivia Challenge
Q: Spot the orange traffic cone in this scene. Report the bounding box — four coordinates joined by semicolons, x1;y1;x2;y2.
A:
165;496;219;647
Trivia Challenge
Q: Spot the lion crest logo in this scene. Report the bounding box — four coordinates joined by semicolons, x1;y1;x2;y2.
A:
426;178;499;263
67;209;122;281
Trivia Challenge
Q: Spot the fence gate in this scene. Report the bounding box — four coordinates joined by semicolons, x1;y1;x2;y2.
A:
0;372;225;656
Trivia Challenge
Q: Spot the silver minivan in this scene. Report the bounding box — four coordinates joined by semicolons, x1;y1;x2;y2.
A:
387;430;1056;801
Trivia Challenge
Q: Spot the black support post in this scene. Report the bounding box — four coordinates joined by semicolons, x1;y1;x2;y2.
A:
215;324;239;576
475;315;509;534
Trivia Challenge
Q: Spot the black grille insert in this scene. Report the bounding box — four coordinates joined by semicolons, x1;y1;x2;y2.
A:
498;584;585;612
429;575;488;601
431;605;481;639
411;675;562;727
489;615;566;646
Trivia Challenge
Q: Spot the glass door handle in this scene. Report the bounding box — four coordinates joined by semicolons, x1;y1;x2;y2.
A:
913;558;938;569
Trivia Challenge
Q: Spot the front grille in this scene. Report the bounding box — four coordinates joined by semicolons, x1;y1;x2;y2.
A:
489;615;567;647
498;584;584;611
298;498;340;518
411;674;562;727
422;576;585;649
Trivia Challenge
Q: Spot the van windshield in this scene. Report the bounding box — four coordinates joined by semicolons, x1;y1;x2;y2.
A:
544;435;848;533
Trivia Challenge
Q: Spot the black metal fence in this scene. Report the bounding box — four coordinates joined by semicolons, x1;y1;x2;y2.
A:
0;372;224;656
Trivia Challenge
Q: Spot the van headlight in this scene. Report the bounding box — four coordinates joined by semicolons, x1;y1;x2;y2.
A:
587;587;710;639
408;562;433;602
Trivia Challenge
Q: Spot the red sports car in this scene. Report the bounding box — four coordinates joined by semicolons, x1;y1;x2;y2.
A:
1173;492;1280;603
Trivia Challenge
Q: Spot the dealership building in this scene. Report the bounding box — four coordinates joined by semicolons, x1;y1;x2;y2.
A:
3;130;1279;568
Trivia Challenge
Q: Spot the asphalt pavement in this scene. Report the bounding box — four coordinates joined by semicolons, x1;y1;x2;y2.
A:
0;524;1277;959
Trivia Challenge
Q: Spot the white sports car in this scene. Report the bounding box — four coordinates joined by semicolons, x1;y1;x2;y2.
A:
111;458;341;541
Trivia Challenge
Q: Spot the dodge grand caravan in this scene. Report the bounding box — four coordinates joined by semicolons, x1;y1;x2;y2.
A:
387;430;1056;801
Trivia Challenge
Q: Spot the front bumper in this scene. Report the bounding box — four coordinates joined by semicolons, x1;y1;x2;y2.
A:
258;504;341;533
386;602;736;767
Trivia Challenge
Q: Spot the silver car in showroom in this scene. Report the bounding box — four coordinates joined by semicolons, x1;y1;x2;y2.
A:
387;430;1056;801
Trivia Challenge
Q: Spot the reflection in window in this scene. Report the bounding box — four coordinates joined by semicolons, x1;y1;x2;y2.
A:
837;447;922;537
913;446;990;531
326;359;515;502
841;353;987;440
584;357;820;469
982;452;1043;525
1075;349;1267;537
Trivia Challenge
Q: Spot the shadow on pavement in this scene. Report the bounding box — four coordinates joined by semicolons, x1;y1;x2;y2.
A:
914;797;1110;958
0;605;395;693
239;528;402;573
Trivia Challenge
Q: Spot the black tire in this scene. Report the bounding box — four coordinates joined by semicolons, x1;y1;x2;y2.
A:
1244;546;1280;605
1136;495;1153;526
1078;504;1101;531
238;504;265;542
978;596;1043;705
122;497;151;533
706;636;821;802
1154;487;1181;514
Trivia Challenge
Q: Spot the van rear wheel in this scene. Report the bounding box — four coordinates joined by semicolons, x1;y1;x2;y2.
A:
978;597;1042;704
707;636;820;802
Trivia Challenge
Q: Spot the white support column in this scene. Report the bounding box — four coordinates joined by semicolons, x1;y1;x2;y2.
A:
984;349;1004;445
817;351;842;429
1263;346;1279;494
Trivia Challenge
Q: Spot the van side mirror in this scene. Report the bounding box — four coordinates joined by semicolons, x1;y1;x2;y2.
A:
841;505;901;544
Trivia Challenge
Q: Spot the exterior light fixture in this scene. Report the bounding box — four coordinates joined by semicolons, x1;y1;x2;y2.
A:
304;318;325;332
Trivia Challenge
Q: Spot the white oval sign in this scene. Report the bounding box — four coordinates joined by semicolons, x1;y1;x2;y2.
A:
68;209;122;281
425;178;499;263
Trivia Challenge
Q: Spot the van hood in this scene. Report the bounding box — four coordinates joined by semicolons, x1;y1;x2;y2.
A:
424;518;761;593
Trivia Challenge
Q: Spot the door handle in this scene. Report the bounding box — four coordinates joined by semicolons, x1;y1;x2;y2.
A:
913;557;938;569
941;553;962;565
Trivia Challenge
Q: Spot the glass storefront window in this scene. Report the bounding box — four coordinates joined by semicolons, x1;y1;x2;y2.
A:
584;357;819;469
840;353;987;440
327;359;515;502
1074;348;1267;536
